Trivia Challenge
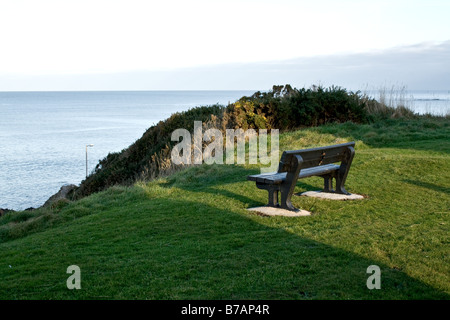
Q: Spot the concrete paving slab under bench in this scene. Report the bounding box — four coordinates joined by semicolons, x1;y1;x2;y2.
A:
247;206;311;217
297;191;364;200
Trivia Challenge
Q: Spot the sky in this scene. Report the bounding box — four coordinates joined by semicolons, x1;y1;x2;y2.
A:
0;0;449;91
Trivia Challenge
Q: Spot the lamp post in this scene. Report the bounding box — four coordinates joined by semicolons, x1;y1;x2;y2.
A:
86;144;94;178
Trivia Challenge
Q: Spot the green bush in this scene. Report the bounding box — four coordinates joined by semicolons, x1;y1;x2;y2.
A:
233;85;369;130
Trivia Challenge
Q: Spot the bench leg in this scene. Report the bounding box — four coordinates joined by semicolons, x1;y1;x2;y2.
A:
279;154;303;211
335;146;355;195
256;183;280;208
280;191;297;211
322;173;350;195
323;174;334;193
268;189;279;207
280;181;298;211
335;176;350;195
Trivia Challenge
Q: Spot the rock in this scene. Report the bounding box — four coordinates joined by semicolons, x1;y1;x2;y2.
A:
42;184;78;208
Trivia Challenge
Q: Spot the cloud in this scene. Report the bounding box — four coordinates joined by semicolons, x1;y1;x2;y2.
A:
1;41;449;91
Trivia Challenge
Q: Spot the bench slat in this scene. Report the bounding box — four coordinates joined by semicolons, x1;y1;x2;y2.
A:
248;163;339;184
300;153;344;168
249;172;286;184
280;142;354;171
299;164;339;178
282;142;354;156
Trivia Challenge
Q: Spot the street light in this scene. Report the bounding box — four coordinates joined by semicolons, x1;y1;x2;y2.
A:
86;144;94;178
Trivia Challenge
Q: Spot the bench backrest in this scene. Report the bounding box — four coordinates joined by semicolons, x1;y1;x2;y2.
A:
277;142;355;173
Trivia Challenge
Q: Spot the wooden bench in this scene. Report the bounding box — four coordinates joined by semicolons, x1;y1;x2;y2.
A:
247;142;355;211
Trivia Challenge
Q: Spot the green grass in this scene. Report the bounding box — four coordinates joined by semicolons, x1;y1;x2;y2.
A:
0;117;449;299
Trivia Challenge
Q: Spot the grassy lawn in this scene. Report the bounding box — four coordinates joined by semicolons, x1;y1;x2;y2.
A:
0;117;448;299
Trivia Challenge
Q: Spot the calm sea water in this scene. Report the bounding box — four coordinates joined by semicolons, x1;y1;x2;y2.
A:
1;90;448;210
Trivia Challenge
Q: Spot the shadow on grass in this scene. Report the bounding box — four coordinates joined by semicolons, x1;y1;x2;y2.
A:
141;200;449;299
159;165;324;209
159;165;258;204
197;180;322;208
403;179;450;194
1;193;447;300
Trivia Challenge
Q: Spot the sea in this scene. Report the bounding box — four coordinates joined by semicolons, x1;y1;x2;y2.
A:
1;90;449;210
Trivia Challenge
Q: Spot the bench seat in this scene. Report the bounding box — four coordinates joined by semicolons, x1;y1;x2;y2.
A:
247;164;340;185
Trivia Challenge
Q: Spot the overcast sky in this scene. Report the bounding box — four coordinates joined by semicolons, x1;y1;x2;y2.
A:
1;0;449;91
